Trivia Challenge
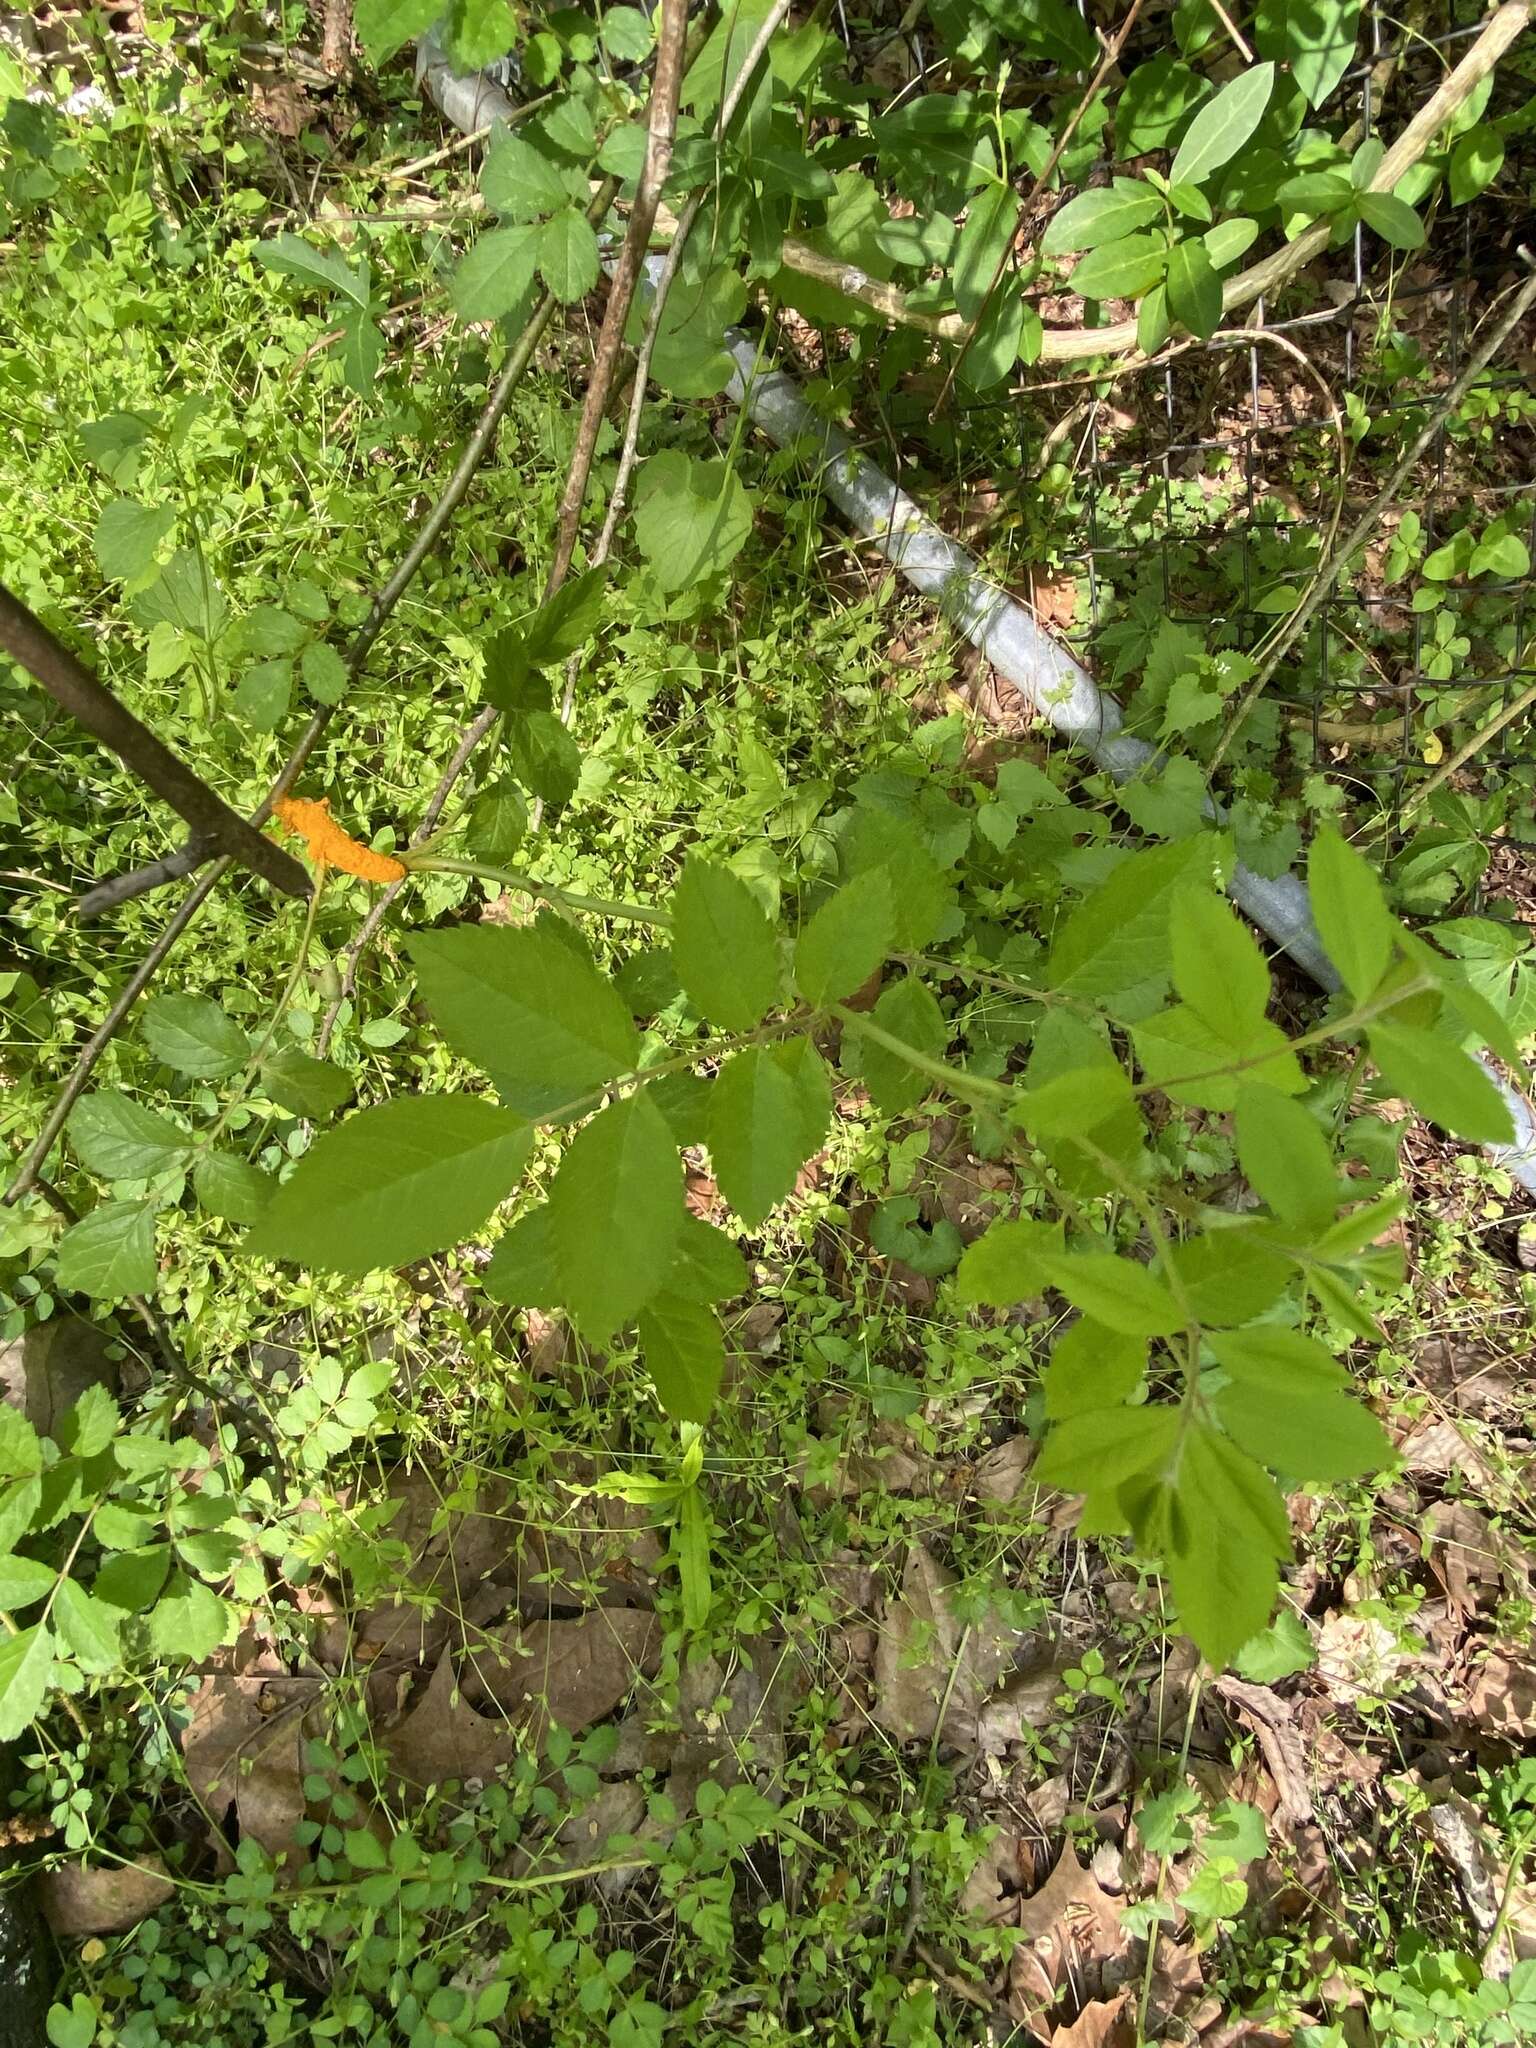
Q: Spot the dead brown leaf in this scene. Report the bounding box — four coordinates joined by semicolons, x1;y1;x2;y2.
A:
1395;1415;1500;1492
1466;1649;1536;1742
1017;1841;1127;1958
872;1544;1026;1745
0;1317;118;1434
1215;1678;1313;1825
1049;1995;1131;2048
462;1608;661;1739
973;1435;1035;1507
977;1655;1072;1756
383;1652;522;1787
181;1675;315;1866
40;1858;175;1936
960;1828;1030;1923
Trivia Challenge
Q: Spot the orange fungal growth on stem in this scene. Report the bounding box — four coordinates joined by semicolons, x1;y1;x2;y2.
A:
272;797;407;884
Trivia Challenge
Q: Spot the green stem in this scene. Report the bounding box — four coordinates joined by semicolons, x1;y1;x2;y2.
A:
406;855;671;929
832;1003;1015;1111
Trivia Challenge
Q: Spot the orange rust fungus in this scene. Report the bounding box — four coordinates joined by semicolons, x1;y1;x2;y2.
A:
272;796;407;884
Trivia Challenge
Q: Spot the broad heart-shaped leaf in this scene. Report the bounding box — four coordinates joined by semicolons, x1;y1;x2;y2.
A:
859;975;947;1116
244;1096;532;1274
1209;1326;1394;1480
410;925;639;1120
547;1090;682;1340
1165;238;1222;339
638;1293;725;1424
1254;0;1359;108
669;855;781;1033
1169;63;1275;187
633;451;754;594
142;995;250;1080
1040;1251;1186;1337
1160;1423;1288;1668
256;1047;354;1121
1368;1024;1514;1145
1041;178;1162;254
54;1202;155;1300
0;1624;54;1742
354;0;443;64
1307;824;1396;1001
955;1217;1063;1307
256;232;369;307
1042;1321;1146;1420
92;497;173;582
481;131;573;221
708;1037;831;1227
1235;1084;1341;1227
795;870;894;1010
1045;837;1214;1021
1172;887;1272;1040
538;208;600;303
1069;234;1168;303
452;224;540;322
68;1093;189;1179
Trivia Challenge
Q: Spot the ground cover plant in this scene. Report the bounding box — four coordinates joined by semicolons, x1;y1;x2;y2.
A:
2;0;1536;2042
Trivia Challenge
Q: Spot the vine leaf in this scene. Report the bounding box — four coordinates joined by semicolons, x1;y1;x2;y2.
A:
141;995;250;1081
1307;825;1396;1001
633;452;754;593
1209;1326;1394;1479
548;1090;682;1339
54;1202;156;1301
1368;1024;1514;1146
795;870;894;1009
244;1096;532;1273
1254;0;1360;109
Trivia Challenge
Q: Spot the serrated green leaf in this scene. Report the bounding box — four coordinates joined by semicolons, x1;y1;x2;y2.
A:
1232;1608;1314;1682
639;1294;725;1423
669;855;781;1032
859;976;947;1115
795;870;894;1009
146;1573;229;1662
1168;1227;1291;1327
1036;1405;1179;1493
1169;63;1275;187
233;660;291;729
481;131;572;220
257;232;369;306
301;639;349;705
1135;1003;1306;1112
538;208;600;302
58;1383;118;1459
666;1213;749;1305
1368;1025;1514;1145
412;924;639;1118
192;1151;273;1224
1042;1320;1146;1420
0;1556;54;1610
0;1624;53;1741
483;1204;559;1309
0;1476;42;1555
1234;1085;1341;1226
245;1096;531;1273
1041;1251;1186;1337
1210;1325;1394;1480
353;0;443;65
452;223;540;322
709;1038;831;1227
142;994;250;1080
95;1544;172;1614
257;1047;354;1121
1162;1422;1288;1666
53;1577;121;1673
69;1093;190;1180
1046;838;1215;1020
54;1202;156;1300
1307;826;1396;1002
548;1090;682;1339
92;497;173;583
1172;887;1272;1038
955;1217;1062;1307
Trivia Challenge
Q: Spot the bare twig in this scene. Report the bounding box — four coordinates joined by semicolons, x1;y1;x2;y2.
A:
1203;0;1254;63
546;0;690;593
1210;260;1536;770
2;587;310;904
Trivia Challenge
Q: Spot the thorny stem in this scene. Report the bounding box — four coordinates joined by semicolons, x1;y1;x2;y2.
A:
405;855;672;929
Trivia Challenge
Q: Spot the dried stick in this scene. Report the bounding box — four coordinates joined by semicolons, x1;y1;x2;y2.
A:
1;586;311;904
1209;259;1536;770
546;0;689;592
8;279;573;1203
